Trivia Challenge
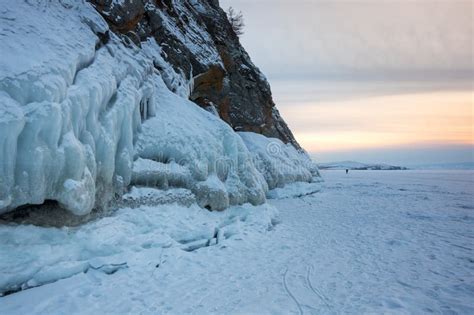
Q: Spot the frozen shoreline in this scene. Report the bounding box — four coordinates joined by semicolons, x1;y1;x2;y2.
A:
1;170;473;314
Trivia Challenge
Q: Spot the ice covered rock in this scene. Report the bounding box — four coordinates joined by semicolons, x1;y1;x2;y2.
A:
131;158;192;189
91;0;303;149
239;132;321;190
134;74;268;211
192;175;230;211
121;187;196;208
0;0;320;216
0;0;155;215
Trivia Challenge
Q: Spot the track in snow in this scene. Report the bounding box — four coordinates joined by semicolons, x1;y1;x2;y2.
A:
1;170;473;314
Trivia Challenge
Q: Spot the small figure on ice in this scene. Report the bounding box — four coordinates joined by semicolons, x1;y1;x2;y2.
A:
346;169;349;174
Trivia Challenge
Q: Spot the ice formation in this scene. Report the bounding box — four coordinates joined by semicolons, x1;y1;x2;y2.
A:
239;132;321;190
0;0;319;215
132;70;269;210
0;200;278;294
0;0;113;215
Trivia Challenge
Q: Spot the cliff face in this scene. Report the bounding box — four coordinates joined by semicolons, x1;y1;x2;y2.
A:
90;0;302;150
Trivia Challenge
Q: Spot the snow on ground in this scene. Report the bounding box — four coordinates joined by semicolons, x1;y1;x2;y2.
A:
1;170;473;314
0;193;278;296
266;181;322;200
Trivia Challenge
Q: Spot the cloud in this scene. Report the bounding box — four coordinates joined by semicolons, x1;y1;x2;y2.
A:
220;0;473;165
221;0;473;80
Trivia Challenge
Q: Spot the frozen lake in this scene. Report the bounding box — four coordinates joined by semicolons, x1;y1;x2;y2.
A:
1;170;473;314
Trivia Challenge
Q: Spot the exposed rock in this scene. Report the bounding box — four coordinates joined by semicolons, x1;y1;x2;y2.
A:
190;65;226;106
88;0;302;150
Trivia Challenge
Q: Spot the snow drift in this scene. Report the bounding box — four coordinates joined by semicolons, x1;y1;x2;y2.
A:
0;0;320;216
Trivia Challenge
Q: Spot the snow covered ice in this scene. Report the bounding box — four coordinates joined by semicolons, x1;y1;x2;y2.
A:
1;170;473;314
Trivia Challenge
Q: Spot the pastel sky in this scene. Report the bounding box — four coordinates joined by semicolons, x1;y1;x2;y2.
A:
221;0;473;165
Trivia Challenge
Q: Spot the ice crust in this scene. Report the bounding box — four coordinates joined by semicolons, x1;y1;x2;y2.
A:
0;200;278;294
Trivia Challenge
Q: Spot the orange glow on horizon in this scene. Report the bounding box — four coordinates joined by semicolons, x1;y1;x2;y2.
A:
279;90;473;153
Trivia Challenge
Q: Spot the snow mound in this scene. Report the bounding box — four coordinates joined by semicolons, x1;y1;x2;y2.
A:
239;132;321;189
267;181;322;199
0;202;278;295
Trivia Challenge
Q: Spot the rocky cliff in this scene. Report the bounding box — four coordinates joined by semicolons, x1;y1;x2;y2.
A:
0;0;317;216
90;0;302;149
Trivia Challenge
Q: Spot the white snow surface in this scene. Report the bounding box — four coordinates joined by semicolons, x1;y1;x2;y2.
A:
0;201;278;295
0;0;318;215
1;170;473;313
267;181;322;199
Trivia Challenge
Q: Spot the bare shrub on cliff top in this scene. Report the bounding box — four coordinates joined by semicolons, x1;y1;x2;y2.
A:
227;7;245;37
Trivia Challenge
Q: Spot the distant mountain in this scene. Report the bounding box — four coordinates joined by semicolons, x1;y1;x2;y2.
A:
408;162;474;170
318;161;408;170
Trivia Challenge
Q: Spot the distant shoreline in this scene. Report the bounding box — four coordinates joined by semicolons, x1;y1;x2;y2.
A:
317;161;408;171
317;161;474;171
